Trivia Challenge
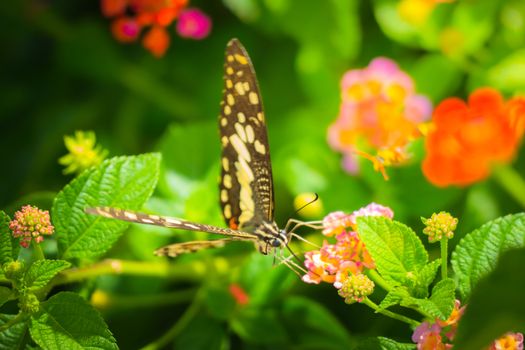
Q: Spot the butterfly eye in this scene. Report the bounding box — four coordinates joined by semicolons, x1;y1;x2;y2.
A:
271;238;281;248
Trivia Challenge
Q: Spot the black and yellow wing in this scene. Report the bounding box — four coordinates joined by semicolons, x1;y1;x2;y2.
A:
218;39;274;232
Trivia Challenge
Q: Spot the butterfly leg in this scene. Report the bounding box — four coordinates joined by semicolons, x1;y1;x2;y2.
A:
275;249;307;276
284;218;323;233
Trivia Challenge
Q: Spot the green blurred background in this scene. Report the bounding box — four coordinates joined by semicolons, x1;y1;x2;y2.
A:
2;0;525;348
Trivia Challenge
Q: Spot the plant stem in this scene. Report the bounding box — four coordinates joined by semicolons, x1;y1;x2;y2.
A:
32;241;45;260
93;288;197;311
367;269;392;291
49;257;235;289
441;238;448;279
363;298;419;328
139;292;202;350
492;164;525;209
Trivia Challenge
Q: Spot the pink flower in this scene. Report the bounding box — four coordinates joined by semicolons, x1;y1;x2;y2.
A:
176;8;211;40
9;205;54;248
412;322;447;350
328;57;432;178
303;203;392;289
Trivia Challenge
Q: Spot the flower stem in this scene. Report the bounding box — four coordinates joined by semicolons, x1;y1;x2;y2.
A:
139;291;203;350
441;238;448;280
492;164;525;209
367;269;391;291
363;298;419;328
49;257;234;289
32;241;45;261
94;288;197;311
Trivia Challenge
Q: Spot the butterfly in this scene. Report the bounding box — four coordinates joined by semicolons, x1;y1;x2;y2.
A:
86;39;319;268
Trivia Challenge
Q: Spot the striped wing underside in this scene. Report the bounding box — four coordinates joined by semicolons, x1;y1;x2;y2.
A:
85;207;258;256
219;39;274;231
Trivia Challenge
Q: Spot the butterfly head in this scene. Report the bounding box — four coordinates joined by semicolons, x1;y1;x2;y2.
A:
255;221;290;254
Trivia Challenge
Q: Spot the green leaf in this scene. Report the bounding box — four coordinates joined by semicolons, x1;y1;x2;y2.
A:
204;284;236;321
231;309;288;345
400;279;455;320
29;292;117;350
454;248;525;349
281;296;353;350
428;278;456;319
356;336;416;350
357;217;428;287
451;213;525;299
0;314;30;350
53;153;160;260
0;286;13;308
414;259;441;297
0;211;18;265
378;287;409;310
486;49;525;92
173;313;226;350
23;260;71;292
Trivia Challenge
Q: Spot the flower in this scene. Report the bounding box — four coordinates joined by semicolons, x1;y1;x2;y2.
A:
176;8;212;40
302;203;392;288
488;332;524;350
412;299;465;348
328;57;432;179
422;88;525;187
421;212;458;243
337;273;374;304
229;283;249;306
9;205;54;248
59;131;108;175
412;322;447;350
142;26;170;58
398;0;454;26
100;0;211;57
111;17;141;42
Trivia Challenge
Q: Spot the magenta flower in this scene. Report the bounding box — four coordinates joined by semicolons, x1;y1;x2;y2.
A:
176;8;211;40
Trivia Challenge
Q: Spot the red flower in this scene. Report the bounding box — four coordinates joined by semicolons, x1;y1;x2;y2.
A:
423;88;525;187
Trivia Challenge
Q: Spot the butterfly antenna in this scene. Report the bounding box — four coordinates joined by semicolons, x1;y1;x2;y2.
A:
294;193;319;216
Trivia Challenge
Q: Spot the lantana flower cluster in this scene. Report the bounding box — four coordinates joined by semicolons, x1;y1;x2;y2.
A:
9;205;54;248
421;211;458;243
101;0;211;57
422;87;525;187
303;203;393;302
412;300;523;350
328;58;432;179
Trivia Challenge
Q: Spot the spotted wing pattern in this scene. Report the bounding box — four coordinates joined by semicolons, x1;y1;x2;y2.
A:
85;39;278;258
218;39;274;232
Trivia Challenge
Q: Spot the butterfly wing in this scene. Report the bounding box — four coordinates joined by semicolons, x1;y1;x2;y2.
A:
154;239;229;257
85;207;259;240
219;39;275;232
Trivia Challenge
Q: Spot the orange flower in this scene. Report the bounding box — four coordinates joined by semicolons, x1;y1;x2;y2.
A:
423;88;525;187
142;26;170;58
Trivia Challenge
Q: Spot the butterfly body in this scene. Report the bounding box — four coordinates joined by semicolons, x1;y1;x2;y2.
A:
86;39;293;258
